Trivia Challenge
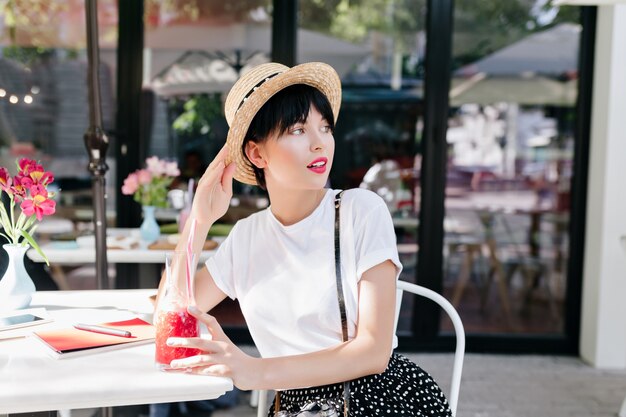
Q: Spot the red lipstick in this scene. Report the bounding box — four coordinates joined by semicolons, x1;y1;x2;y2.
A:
307;157;328;174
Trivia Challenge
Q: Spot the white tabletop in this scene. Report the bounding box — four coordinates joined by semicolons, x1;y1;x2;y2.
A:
0;290;233;413
27;246;217;265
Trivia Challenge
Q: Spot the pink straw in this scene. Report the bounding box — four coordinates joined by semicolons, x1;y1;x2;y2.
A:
185;218;197;304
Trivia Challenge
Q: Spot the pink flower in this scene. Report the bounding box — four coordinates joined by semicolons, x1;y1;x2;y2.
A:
0;158;56;251
0;168;12;194
146;156;165;175
15;158;53;191
11;176;27;202
120;156;179;207
29;184;47;197
164;162;180;177
122;173;139;195
137;169;152;185
18;158;43;176
20;186;56;221
19;170;54;188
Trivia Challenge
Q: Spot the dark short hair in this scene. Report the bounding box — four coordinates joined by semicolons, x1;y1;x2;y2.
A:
241;84;335;189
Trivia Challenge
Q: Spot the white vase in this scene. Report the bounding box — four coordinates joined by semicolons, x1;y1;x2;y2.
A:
0;244;36;312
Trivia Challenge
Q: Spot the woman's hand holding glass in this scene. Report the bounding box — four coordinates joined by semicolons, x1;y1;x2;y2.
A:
191;145;236;224
166;306;262;390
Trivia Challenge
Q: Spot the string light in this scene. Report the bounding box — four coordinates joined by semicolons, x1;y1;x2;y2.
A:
0;87;38;104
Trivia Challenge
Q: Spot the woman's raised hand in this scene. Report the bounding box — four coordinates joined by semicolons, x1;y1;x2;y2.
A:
191;145;236;224
167;306;263;390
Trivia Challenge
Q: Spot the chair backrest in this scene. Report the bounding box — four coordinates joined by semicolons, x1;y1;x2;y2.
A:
396;280;465;417
255;280;465;417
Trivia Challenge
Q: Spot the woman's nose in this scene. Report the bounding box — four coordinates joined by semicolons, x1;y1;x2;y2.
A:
309;131;324;151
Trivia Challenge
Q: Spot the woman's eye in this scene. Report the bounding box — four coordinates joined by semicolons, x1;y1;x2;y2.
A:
290;128;304;135
321;125;332;133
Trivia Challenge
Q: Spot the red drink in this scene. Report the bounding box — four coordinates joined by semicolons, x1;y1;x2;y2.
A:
155;309;201;370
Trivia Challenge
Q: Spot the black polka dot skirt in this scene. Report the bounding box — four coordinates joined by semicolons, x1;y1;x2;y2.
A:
268;353;452;417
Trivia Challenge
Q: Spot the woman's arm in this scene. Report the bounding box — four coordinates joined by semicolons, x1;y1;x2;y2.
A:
193;267;228;313
167;259;398;391
155;145;235;310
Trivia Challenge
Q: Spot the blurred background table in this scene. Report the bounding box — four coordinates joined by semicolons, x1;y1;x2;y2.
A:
27;228;224;290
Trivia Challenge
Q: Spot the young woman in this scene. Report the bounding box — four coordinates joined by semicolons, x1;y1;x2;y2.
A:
163;62;452;417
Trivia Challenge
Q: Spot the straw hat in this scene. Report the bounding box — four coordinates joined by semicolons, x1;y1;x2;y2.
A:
224;62;342;185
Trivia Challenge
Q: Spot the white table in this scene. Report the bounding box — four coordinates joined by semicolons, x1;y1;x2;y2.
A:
27;228;221;265
0;290;233;414
27;245;217;265
25;229;221;290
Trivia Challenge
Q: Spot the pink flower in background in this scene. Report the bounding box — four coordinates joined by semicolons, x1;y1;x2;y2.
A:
146;156;166;175
121;173;139;195
146;156;180;177
137;169;152;185
122;156;179;208
164;162;180;177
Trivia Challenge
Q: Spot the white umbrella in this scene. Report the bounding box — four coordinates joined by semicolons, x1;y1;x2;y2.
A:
456;23;580;78
450;74;577;107
452;23;580;107
150;50;268;97
145;22;369;96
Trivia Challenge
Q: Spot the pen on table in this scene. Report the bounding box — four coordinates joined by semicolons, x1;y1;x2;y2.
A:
74;323;132;338
0;335;27;342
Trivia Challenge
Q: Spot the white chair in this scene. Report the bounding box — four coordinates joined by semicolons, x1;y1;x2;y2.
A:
255;279;466;417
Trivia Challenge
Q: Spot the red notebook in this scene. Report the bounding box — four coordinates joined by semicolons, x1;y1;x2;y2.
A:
33;317;155;359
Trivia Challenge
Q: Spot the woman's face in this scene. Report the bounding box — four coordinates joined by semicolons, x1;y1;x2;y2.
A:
257;107;334;191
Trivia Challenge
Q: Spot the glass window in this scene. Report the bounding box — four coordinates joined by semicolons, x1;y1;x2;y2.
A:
0;0;118;234
443;3;580;335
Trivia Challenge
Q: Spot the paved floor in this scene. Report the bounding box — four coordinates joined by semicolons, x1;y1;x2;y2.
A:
210;352;626;417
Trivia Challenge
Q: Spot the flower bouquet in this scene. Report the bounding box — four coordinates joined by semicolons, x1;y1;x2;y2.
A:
0;158;56;264
122;156;180;243
122;156;180;207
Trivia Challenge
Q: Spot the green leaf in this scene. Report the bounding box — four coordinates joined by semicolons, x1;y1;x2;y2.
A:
0;203;13;234
16;212;26;231
27;223;38;237
23;215;36;231
20;230;49;266
9;199;15;237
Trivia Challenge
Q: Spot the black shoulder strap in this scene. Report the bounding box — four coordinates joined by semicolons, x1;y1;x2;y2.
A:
334;190;350;417
334;190;348;343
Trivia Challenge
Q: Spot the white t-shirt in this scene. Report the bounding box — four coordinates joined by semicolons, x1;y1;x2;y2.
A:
206;188;402;358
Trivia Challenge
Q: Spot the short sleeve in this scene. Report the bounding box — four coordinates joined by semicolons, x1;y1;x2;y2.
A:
354;198;403;281
205;223;238;300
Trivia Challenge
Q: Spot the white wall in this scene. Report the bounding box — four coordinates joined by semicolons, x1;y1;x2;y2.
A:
580;4;626;369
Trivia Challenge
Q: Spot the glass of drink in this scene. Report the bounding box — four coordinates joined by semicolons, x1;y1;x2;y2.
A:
154;250;200;370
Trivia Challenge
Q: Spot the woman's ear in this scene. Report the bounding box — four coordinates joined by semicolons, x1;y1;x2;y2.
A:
244;141;267;169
